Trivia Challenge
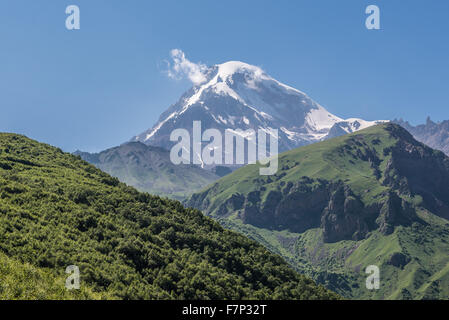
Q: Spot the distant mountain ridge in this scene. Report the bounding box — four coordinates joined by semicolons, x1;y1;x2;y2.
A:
394;117;449;156
74;142;219;199
133;61;385;160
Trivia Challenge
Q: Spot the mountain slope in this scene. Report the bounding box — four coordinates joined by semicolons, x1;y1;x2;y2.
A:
186;123;449;299
394;117;449;156
0;132;338;300
75;142;219;200
133;61;384;159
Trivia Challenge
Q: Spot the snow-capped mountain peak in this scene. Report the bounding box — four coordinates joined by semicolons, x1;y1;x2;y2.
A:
133;60;386;156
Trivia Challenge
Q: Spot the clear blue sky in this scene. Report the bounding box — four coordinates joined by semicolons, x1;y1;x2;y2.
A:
1;0;448;152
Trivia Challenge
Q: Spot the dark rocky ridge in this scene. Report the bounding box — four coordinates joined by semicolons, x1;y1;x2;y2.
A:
193;179;421;244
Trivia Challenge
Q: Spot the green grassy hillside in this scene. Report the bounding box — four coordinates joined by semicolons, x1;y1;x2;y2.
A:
0;250;111;300
187;123;449;299
0;133;338;300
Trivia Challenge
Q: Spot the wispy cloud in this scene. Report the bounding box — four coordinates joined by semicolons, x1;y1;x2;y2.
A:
165;49;209;85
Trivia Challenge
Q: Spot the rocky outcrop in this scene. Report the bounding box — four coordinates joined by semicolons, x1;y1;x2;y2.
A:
376;192;418;235
321;184;371;243
388;252;411;269
241;180;330;232
216;193;245;216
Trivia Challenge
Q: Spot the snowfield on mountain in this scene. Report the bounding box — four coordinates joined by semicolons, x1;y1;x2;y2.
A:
134;61;386;159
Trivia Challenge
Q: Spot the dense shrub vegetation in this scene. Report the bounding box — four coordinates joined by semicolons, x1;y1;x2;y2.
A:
0;133;338;300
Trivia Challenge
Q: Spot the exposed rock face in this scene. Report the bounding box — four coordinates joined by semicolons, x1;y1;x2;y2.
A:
207;177;420;243
217;193;245;216
376;192;418;235
201;179;421;243
321;184;371;243
241;181;330;233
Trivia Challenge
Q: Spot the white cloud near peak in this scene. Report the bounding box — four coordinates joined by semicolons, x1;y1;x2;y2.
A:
166;49;209;85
